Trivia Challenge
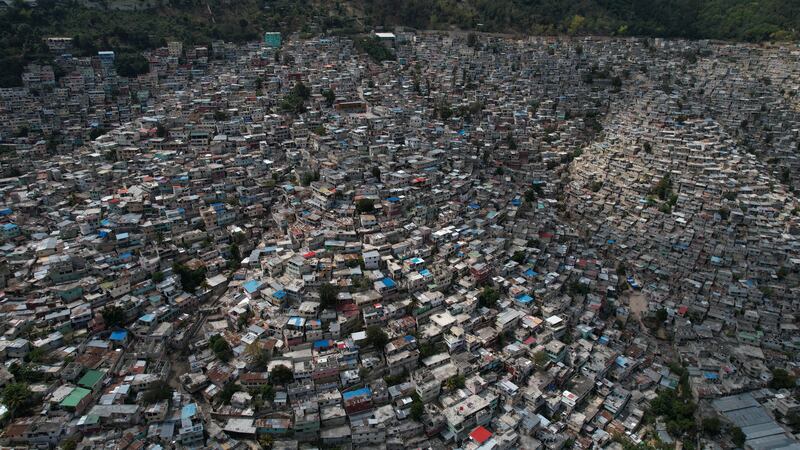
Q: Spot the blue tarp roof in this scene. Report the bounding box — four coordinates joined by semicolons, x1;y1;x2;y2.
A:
468;203;480;209
386;196;400;202
2;223;17;231
139;314;155;323
109;330;128;341
704;372;719;380
243;280;260;293
524;269;538;277
314;339;332;349
382;278;396;288
419;269;432;277
342;387;371;400
0;208;12;216
273;290;287;299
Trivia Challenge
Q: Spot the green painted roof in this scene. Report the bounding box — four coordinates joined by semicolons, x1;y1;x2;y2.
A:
77;370;104;389
60;387;91;408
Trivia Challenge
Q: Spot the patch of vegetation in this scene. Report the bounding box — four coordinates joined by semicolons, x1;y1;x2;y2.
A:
356;198;375;213
318;283;339;308
270;364;294;384
142;380;172;404
769;368;796;390
209;334;233;362
478;286;500;308
280;81;311;114
354;36;395;62
366;325;389;349
173;263;206;293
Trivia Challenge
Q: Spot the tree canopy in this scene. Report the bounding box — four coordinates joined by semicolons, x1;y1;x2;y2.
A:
0;0;796;87
365;325;389;350
271;364;294;384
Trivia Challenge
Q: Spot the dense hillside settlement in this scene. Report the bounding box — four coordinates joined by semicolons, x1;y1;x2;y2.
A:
0;30;798;449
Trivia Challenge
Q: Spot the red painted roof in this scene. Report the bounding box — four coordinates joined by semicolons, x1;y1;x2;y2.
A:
470;426;492;444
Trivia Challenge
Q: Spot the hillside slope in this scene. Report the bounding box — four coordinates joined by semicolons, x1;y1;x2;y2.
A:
0;0;798;86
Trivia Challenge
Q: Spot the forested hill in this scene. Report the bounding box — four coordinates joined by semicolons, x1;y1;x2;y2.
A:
0;0;798;86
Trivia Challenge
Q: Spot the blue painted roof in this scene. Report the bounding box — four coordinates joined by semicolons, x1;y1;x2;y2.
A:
342;387;371;400
0;208;12;216
386;196;400;202
704;372;719;380
382;278;396;288
181;403;197;419
139;314;155;323
273;290;286;299
468;203;480;209
419;269;432;277
524;269;538;277
287;317;304;327
516;294;533;303
2;223;17;231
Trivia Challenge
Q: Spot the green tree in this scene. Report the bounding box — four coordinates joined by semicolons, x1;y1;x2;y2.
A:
478;287;500;308
366;325;389;350
410;397;424;420
142;380;172;404
354;36;395;62
533;351;549;370
2;382;32;419
245;342;270;371
229;243;241;269
769;368;796;390
114;52;149;77
322;88;335;107
155;124;168;138
446;374;466;390
220;382;239;404
356;198;375;213
319;283;339;308
701;417;721;436
173;263;207;293
61;437;78;450
209;334;233;362
271;364;294;384
102;305;126;328
732;427;746;447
